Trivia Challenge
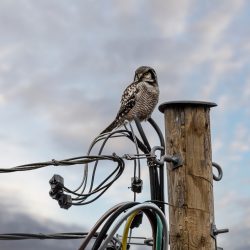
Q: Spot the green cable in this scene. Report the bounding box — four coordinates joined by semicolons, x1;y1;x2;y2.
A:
156;214;163;250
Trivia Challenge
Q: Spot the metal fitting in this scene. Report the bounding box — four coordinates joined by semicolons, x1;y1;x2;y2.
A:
150;146;183;169
212;162;223;181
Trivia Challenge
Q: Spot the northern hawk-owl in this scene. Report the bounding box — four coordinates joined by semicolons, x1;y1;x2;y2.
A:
100;66;159;134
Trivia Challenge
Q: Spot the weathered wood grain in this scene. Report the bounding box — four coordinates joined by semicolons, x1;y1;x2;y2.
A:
162;103;216;250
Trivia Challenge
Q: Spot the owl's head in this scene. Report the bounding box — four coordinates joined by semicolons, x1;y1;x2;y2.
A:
134;66;158;84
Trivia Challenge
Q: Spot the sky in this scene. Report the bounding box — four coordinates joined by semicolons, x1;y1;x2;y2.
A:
0;0;250;249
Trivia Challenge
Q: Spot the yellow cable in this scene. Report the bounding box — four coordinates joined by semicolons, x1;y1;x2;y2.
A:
121;211;139;250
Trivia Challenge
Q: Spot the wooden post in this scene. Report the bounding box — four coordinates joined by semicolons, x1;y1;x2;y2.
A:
158;101;217;250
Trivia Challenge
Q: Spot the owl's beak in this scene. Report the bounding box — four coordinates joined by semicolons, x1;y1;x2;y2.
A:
145;79;154;83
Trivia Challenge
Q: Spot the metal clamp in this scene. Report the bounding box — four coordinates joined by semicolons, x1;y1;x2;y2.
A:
144;238;153;246
150;146;183;169
211;223;229;239
211;223;229;250
212;162;223;181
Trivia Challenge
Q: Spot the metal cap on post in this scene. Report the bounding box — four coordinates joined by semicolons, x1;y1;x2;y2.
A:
158;101;217;112
159;100;217;250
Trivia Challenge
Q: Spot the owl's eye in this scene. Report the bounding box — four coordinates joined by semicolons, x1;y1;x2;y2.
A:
135;73;143;81
144;72;152;79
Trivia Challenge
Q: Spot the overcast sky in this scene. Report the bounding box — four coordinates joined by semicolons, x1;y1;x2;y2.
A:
0;0;250;249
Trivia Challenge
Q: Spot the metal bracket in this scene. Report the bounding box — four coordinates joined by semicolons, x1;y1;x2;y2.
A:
150;146;183;169
211;223;229;250
131;177;143;193
169;154;183;169
211;223;229;239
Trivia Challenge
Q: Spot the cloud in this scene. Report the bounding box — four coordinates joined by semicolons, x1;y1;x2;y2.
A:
152;0;193;37
0;194;84;250
217;196;250;250
229;123;250;160
0;1;250;250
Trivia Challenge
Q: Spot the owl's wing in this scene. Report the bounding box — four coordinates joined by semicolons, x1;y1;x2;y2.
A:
115;81;139;119
120;81;139;105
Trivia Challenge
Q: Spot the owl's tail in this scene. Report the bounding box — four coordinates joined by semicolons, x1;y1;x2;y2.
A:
100;120;119;135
